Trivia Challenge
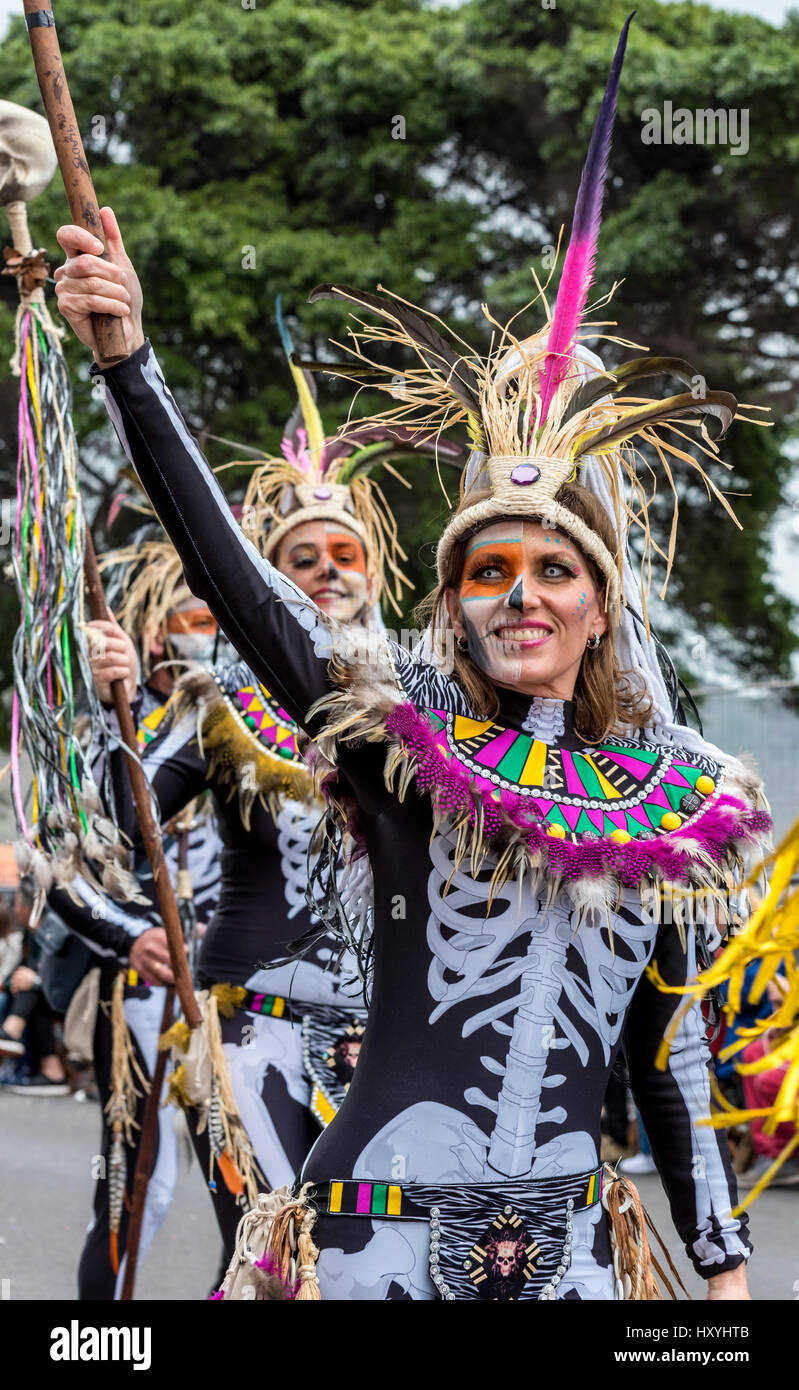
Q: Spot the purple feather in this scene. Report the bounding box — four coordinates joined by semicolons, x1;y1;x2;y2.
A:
537;14;635;427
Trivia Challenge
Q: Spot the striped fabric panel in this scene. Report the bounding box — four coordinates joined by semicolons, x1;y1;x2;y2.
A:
327;1180;404;1217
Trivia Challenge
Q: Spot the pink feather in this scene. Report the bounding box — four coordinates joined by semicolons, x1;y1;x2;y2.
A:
536;16;634;430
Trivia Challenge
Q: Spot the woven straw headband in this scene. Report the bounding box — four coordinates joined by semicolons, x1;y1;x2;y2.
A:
260;505;371;565
435;459;620;611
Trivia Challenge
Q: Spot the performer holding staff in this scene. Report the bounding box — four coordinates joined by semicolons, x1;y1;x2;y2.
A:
55;20;769;1301
79;309;452;1267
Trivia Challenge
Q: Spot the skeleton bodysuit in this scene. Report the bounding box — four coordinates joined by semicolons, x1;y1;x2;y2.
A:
92;341;762;1301
103;659;368;1261
51;683;222;1299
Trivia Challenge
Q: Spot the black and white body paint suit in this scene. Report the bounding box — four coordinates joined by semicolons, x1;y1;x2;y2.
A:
104;662;368;1259
51;683;222;1299
93;342;757;1301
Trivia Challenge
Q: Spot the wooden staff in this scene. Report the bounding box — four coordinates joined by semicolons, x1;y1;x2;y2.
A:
119;979;176;1301
22;0;127;363
17;10;199;1024
83;532;201;1029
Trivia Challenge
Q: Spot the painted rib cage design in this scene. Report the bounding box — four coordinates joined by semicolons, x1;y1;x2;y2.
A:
276;800;318;921
426;830;655;1180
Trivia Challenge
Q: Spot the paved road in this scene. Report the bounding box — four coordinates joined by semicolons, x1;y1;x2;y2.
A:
0;1089;794;1300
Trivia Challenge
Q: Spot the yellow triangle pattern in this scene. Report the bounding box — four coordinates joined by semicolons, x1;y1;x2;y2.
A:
581;753;625;800
452;716;495;740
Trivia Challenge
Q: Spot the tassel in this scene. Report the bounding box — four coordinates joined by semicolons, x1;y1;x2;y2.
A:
203;999;265;1204
263;1196;321;1298
210;983;248;1018
105;972;147;1144
107;1112;127;1274
217;1149;246;1197
602;1167;689;1300
216;1187;321;1300
165;1062;191;1111
208;1078;226;1158
250;1254;295;1300
159;1018;192;1053
294;1213;321;1300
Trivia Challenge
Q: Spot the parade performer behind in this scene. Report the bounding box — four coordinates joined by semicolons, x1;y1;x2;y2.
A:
0;95;219;1299
55;19;770;1301
80;312;455;1263
57;528;222;1299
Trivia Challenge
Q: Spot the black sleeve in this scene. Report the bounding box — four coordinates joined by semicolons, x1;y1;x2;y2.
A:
46;879;157;963
624;921;752;1279
93;342;339;735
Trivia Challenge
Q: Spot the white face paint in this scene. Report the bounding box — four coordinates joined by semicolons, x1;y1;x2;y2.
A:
276;519;371;624
165;597;219;665
445;519;607;699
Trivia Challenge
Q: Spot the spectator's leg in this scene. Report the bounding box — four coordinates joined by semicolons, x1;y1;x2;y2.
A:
2;984;40;1036
25;996;67;1081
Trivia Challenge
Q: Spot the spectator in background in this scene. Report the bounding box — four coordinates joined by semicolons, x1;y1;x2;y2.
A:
0;897;21;999
0;880;69;1094
712;960;773;1109
737;975;798;1189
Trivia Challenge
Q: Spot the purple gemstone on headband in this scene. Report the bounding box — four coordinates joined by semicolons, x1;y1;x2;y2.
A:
510;464;541;486
313;486;333;500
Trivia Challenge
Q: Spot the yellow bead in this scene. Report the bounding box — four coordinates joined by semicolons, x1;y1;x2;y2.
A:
546;823;567;839
610;829;632;844
695;775;715;796
660;811;682;831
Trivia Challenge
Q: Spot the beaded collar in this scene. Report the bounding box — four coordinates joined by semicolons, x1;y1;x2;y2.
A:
170;662;313;826
312;633;770;903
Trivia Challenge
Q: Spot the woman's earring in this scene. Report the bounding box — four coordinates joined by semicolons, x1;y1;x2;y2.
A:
586;633;602;650
456;634;469;653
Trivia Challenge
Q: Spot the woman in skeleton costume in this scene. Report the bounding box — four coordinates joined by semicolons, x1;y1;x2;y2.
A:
56;20;771;1302
64;529;223;1298
81;315;454;1262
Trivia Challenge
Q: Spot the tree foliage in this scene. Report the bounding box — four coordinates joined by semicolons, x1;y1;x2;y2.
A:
0;0;797;742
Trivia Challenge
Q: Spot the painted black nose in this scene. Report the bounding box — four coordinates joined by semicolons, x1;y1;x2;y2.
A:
507;577;524;611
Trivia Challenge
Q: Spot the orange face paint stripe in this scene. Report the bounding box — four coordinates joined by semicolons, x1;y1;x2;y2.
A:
166;607;218;633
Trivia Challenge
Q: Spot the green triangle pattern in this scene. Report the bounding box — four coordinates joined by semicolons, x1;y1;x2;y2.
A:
545;804;571;832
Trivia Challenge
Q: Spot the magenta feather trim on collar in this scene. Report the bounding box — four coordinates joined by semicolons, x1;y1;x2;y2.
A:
384;702;770;887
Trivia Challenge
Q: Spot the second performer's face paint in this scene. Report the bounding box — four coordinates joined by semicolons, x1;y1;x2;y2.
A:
446;519;607;698
277;520;370;623
165;599;219;664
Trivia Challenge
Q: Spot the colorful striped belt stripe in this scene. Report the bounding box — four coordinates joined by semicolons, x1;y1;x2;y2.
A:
248;992;286;1018
321;1167;603;1221
328;1180;404;1217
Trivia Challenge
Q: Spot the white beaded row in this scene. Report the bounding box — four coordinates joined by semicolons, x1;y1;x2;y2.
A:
538;1198;575;1301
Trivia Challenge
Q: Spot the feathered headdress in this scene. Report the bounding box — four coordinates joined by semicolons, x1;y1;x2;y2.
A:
100;518;190;677
239;298;462;615
300;15;762;623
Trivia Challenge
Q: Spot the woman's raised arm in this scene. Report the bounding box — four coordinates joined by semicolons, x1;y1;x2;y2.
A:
92;339;336;729
55;211;335;729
